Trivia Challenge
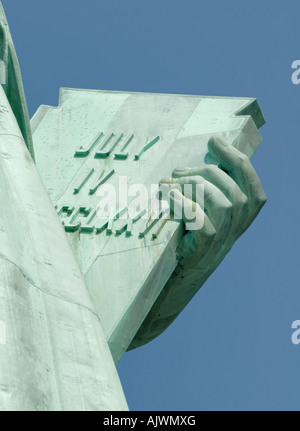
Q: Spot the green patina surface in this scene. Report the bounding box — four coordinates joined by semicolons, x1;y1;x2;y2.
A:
0;1;266;411
0;4;34;159
0;3;127;411
32;88;264;363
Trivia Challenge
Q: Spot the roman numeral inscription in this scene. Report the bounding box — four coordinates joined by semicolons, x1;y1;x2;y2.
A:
63;131;166;239
89;169;115;195
114;209;147;237
74;169;95;194
57;204;167;239
64;206;92;232
73;169;115;196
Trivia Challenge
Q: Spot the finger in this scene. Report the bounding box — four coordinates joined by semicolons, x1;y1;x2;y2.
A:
167;189;232;274
172;165;249;239
178;217;217;273
173;165;248;210
160;176;233;236
207;137;267;211
177;206;229;275
161;176;204;208
168;187;205;231
170;191;217;272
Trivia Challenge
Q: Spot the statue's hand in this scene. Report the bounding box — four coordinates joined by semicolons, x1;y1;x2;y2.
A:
161;136;267;275
130;136;267;348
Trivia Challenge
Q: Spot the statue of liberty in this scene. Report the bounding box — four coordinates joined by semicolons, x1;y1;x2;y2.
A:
0;3;266;411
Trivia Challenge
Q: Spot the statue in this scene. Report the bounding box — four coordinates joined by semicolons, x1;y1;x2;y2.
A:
0;3;267;411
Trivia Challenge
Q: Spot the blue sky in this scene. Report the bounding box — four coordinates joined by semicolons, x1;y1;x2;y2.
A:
2;0;300;411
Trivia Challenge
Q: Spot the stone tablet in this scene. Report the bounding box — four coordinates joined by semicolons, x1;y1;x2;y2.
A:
32;88;264;363
0;0;267;411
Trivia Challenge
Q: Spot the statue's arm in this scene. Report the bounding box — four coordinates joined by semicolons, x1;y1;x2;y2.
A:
0;7;128;410
129;137;267;349
0;4;34;158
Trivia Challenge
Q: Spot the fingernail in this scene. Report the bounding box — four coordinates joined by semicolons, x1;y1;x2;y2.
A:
208;137;217;146
219;138;230;147
173;168;190;176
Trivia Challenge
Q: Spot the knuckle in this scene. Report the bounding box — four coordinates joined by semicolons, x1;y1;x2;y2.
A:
201;165;216;176
205;225;217;240
201;217;216;240
235;193;248;210
182;176;204;189
192;175;203;183
179;176;191;184
255;191;267;209
219;199;233;215
238;152;250;167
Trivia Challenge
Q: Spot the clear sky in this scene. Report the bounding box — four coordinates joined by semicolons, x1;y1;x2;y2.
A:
2;0;299;411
